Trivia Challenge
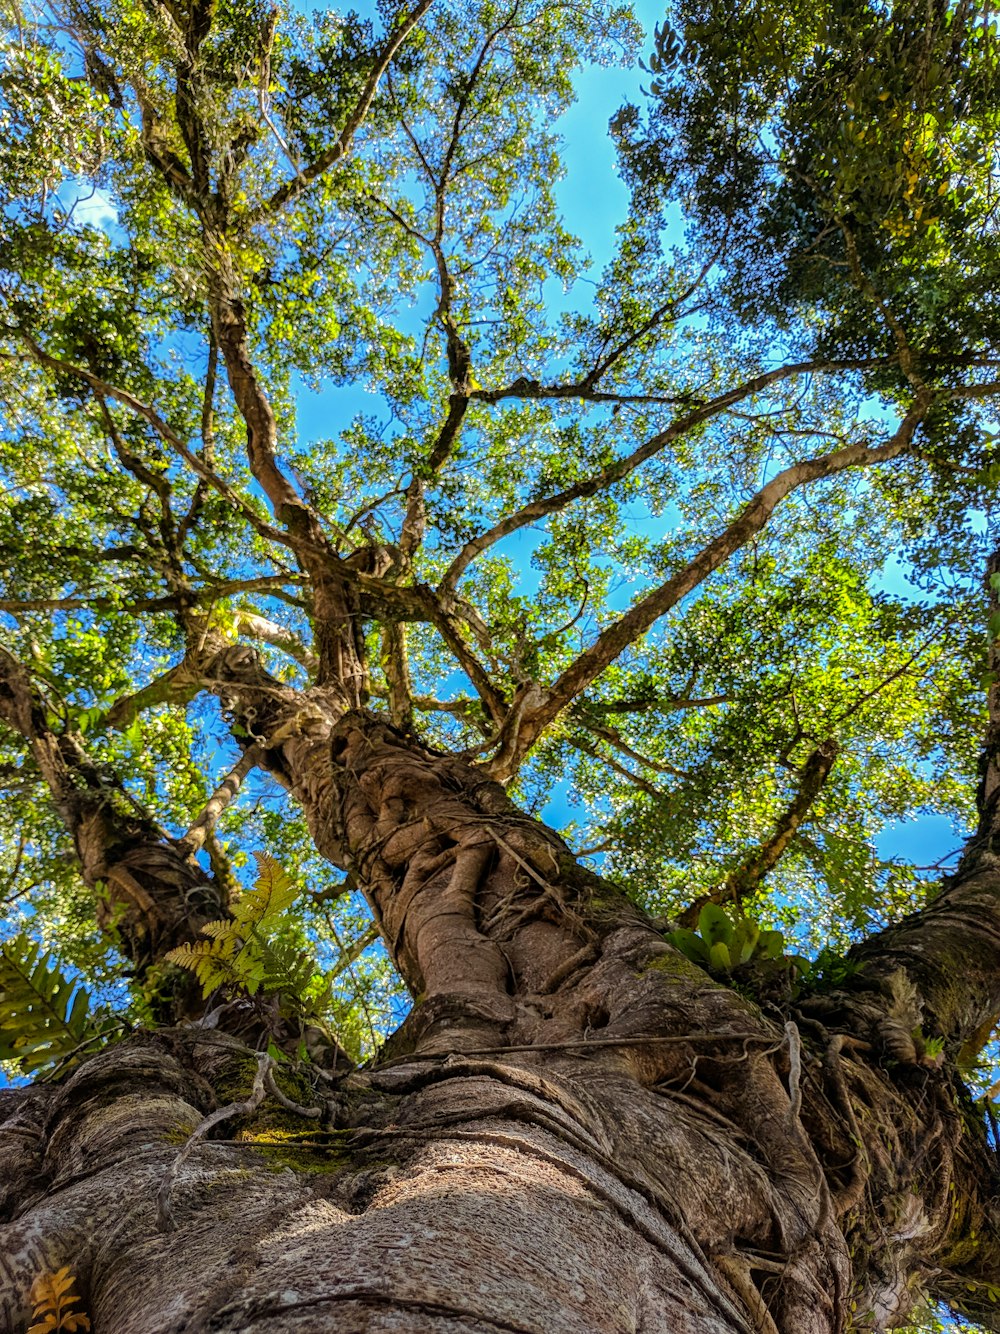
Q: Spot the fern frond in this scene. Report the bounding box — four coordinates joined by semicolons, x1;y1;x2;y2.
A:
28;1265;91;1333
165;854;308;1003
197;921;242;950
261;938;321;1001
0;934;107;1076
165;938;253;995
235;852;298;928
163;941;208;970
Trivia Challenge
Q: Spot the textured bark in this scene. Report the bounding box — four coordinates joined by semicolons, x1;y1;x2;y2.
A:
4;700;1000;1334
1;1034;764;1334
0;651;224;1002
12;2;1000;1326
0;975;996;1332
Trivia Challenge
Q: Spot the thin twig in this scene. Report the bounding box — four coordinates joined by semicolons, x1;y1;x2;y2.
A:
157;1051;270;1231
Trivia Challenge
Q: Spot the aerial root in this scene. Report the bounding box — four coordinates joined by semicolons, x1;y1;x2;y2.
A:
714;1254;782;1334
784;1020;803;1129
156;1051;321;1231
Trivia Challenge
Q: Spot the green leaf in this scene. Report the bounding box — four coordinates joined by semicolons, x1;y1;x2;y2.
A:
666;928;710;964
0;933;113;1075
697;903;732;948
708;940;732;972
730;920;761;965
758;930;786;960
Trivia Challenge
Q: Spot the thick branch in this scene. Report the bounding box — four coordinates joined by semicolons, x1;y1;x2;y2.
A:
0;649;224;997
441;357;897;594
425;604;507;727
206;244;326;545
678;739;839;927
381;620;414;730
179;746;261;853
486;403;927;778
233;609;318;674
843;553;1000;1053
102;662;203;730
401;393;469;563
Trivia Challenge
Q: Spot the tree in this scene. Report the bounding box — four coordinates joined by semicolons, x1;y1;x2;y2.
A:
2;0;1000;1327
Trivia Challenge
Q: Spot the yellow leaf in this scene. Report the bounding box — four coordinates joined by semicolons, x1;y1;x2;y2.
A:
28;1266;90;1333
27;1318;58;1334
30;1270;59;1303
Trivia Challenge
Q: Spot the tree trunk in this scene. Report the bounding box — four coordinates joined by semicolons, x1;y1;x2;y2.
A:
3;701;1000;1333
0;1029;831;1334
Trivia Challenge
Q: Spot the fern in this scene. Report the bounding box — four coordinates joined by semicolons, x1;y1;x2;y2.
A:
162;936;244;996
237;852;298;924
0;934;112;1076
165;852;316;1003
28;1266;91;1333
262;937;327;1007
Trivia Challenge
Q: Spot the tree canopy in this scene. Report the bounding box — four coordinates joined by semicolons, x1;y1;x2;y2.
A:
8;0;1000;1327
1;0;1000;1210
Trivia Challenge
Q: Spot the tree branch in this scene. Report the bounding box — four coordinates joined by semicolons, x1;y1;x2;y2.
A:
5;341;300;555
484;399;930;778
678;738;839;926
233;609;318;675
830;550;1000;1053
381;620;414;730
263;0;436;214
567;732;664;799
579;719;693;781
102;659;206;730
0;648;225;990
0;576;306;622
580;692;731;715
440;357;898;594
178;746;262;852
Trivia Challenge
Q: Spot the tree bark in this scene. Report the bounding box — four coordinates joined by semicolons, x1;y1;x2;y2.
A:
4;696;1000;1333
0;651;225;1018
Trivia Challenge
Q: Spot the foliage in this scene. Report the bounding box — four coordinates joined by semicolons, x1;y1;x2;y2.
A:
165;851;331;1010
0;933;116;1077
0;0;998;1316
667;902;794;974
27;1267;91;1333
623;0;1000;368
0;0;994;1039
